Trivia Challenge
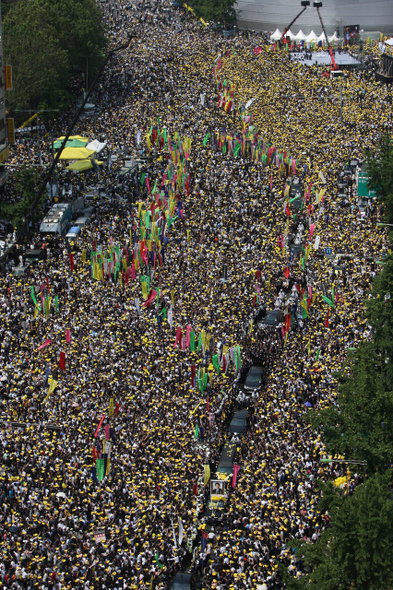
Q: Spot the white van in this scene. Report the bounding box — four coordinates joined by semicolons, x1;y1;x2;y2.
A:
74;216;90;228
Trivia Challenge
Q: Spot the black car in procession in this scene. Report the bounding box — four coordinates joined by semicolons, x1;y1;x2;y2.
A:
244;365;264;392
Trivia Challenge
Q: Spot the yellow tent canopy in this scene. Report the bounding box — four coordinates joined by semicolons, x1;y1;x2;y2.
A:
66;159;103;171
59;147;95;160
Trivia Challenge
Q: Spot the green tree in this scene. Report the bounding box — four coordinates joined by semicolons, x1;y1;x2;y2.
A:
366;254;393;375
0;167;41;230
310;255;393;473
364;132;393;223
186;0;238;25
283;472;393;590
312;341;393;473
3;0;106;112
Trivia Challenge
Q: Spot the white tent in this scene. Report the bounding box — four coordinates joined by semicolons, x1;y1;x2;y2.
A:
305;30;318;43
270;28;282;40
386;37;393;46
293;29;307;41
328;31;339;43
86;139;107;153
317;32;326;43
286;29;295;40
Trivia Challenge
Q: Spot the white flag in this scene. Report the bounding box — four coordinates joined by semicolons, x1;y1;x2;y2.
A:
134;298;140;316
178;517;184;546
314;235;320;250
245;97;256;109
167;304;173;329
319;170;326;184
171;520;177;548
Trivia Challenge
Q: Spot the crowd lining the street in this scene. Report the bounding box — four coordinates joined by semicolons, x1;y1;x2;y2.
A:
0;1;392;589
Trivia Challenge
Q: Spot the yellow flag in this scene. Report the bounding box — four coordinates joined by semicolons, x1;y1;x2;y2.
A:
82;249;86;264
190;400;203;416
187;229;191;242
48;378;58;395
204;464;211;486
307;340;311;355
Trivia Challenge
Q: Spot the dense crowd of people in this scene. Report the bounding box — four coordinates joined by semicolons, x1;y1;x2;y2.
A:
0;1;392;589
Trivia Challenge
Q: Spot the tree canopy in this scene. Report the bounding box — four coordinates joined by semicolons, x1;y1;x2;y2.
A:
3;0;107;112
0;167;41;230
284;472;393;590
365;132;393;223
185;0;238;25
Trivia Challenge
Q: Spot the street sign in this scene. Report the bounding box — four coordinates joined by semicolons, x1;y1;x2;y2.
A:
4;65;12;91
325;247;332;255
357;172;377;198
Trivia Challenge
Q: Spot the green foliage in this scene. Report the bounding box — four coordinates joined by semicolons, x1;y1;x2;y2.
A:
310;255;393;473
3;0;107;112
187;0;238;24
284;472;393;590
364;133;393;223
0;167;41;229
311;341;393;472
366;254;393;369
299;253;393;587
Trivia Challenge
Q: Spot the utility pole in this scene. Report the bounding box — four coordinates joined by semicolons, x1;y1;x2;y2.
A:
86;55;89;96
339;82;343;122
50;129;55;199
